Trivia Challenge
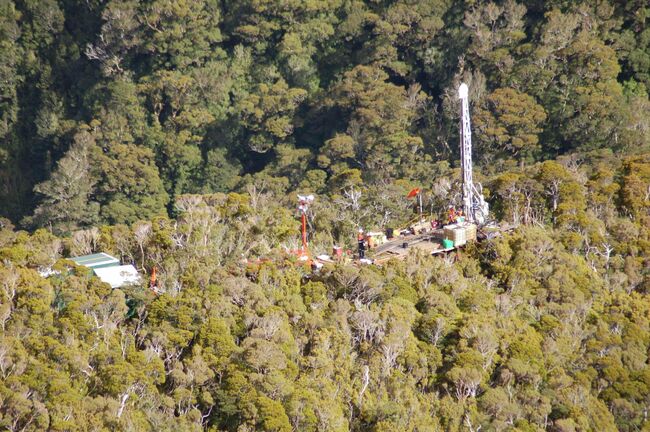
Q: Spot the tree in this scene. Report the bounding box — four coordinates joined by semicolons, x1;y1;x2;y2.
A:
547;32;627;152
28;130;99;234
464;0;527;84
535;160;573;223
0;0;25;221
86;78;169;225
138;0;223;70
95;142;169;225
475;88;547;165
238;78;307;154
0;0;20;144
322;65;426;182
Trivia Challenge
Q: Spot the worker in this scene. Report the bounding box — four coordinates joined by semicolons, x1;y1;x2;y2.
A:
150;266;158;289
357;229;366;259
457;209;464;223
448;206;457;224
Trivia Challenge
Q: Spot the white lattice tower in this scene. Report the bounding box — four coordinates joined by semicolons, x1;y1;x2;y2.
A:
458;83;489;225
458;83;474;222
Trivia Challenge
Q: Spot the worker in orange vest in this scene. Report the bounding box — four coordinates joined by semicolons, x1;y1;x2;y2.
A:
448;206;457;224
357;229;366;259
150;267;159;293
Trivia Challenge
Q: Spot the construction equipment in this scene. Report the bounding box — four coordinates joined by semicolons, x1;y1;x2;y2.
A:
367;83;490;264
443;223;477;247
297;194;314;256
316;84;492;267
458;83;489;225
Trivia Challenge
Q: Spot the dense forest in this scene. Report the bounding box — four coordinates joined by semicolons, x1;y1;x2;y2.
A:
0;0;649;431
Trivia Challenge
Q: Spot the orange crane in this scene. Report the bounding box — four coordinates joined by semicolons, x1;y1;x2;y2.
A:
297;194;314;257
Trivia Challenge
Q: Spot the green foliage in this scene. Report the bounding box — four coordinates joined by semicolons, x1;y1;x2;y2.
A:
323;65;427;182
475;88;547;165
27;130;100;234
95;142;169;225
0;0;647;226
1;148;649;430
0;1;649;430
238;78;307;154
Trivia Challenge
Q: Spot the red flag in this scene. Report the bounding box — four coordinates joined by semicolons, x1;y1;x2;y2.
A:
406;188;421;198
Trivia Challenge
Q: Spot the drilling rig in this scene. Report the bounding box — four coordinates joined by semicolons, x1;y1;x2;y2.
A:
458;83;489;225
314;83;492;266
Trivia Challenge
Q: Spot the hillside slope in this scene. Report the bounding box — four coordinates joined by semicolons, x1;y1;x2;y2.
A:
0;153;648;431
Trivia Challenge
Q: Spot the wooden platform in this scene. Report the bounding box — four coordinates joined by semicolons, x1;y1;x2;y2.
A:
370;229;455;263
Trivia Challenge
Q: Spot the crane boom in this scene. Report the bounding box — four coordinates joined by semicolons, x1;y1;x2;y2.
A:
458;83;489;225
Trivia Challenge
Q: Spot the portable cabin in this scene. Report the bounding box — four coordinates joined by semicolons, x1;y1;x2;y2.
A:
69;252;141;288
93;265;141;289
69;252;120;269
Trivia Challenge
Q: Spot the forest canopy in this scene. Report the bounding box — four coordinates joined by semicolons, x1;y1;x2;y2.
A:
0;153;649;430
0;0;649;431
0;0;647;229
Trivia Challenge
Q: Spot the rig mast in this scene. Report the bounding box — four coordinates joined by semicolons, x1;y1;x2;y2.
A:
458;83;489;224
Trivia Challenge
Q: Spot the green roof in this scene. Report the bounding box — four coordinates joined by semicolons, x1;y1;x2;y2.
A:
69;252;120;269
